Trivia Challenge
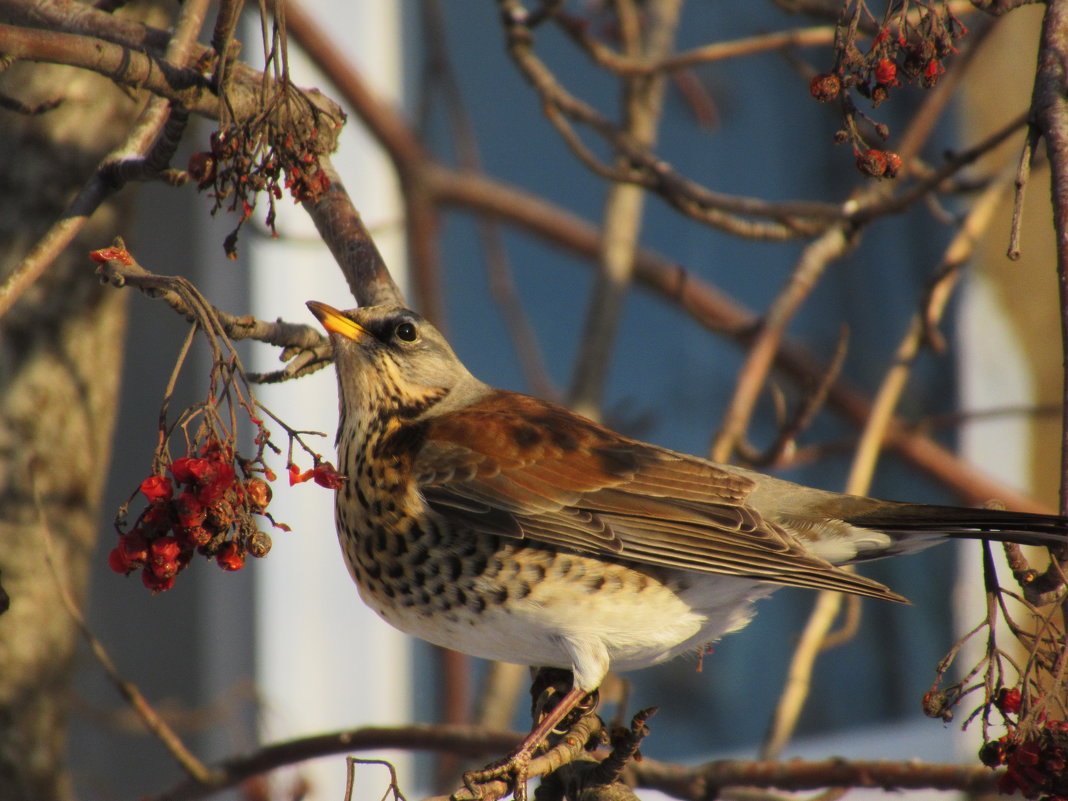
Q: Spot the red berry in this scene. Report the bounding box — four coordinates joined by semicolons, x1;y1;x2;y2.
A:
923;59;944;87
197;465;234;504
141;501;174;533
140;475;173;503
175;491;206;527
141;569;175;594
169;457;196;484
996;687;1022;715
288;463;312;485
874;58;897;86
148;536;182;579
118;530;149;567
216;542;246;571
312;462;346;490
181;525;212;547
185;457;218;485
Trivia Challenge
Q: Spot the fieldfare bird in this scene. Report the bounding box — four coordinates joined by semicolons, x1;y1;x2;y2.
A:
308;300;1066;793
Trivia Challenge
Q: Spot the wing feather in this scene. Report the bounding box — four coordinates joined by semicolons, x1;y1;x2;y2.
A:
414;390;901;601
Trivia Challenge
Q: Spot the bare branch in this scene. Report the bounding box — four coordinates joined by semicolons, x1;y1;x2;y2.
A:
0;0;213;320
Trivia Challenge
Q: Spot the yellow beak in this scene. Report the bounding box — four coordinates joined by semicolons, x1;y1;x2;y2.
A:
306;301;370;340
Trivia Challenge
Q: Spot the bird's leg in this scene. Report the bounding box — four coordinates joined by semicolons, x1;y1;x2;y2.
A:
459;683;595;801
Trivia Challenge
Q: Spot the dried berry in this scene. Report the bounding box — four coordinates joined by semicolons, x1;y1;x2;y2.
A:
809;73;841;103
883;151;903;178
245;478;273;510
996;687;1022;715
312;462;346;490
979;739;1007;767
856;149;888;178
175;491;206;527
248;530;272;558
187;151;216;187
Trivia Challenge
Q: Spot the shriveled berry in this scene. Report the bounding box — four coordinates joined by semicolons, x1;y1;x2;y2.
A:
883;151;903;178
245;478;272;510
141;501;174;534
175;491;206;527
182;525;212;547
206;499;236;530
312;462;346;490
979;740;1007;767
248;531;272;558
856;149;888;178
809;72;841;103
187;151;216;187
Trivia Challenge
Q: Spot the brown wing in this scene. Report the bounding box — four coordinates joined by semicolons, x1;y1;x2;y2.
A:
412;390;903;602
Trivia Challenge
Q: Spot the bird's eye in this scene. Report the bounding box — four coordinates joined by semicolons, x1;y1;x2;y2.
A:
395;322;418;342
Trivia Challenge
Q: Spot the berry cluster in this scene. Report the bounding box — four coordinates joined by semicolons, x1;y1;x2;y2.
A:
808;2;967;178
109;440;277;593
187;120;333;258
974;687;1068;801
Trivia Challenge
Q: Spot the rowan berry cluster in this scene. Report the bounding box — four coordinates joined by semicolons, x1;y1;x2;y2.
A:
109;440;278;593
808;1;967;178
187;119;332;258
978;689;1068;801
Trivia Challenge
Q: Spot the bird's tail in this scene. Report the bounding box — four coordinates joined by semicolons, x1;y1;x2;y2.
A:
840;501;1067;560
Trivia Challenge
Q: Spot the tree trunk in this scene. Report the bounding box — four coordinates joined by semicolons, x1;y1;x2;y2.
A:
0;8;165;795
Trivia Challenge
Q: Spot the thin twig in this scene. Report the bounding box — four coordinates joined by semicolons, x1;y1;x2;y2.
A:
0;0;214;320
32;483;217;784
568;0;684;417
849;165;1016;493
760;587;846;759
1008;124;1039;260
709;226;853;463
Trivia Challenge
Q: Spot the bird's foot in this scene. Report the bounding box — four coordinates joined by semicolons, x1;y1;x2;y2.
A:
452;680;600;801
455;748;535;801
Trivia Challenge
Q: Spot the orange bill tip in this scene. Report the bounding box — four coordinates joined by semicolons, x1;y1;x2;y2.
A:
306;301;370;340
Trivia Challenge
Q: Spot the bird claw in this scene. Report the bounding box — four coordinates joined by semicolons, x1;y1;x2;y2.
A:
454;752;532;801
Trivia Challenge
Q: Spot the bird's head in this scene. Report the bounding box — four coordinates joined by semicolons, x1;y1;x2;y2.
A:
307;301;486;421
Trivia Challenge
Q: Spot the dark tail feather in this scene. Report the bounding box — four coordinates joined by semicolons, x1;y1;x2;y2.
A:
844;503;1068;550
